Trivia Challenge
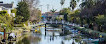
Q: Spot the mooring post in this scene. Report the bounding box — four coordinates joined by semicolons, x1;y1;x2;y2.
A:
45;24;46;36
62;24;64;33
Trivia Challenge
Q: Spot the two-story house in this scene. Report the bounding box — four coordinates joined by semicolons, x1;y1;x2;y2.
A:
0;1;15;17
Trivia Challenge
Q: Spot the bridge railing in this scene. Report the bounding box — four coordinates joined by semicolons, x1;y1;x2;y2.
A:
46;20;65;24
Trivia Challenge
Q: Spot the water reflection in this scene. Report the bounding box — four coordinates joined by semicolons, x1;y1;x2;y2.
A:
8;42;14;44
61;41;64;44
16;35;41;44
16;37;30;44
8;27;81;44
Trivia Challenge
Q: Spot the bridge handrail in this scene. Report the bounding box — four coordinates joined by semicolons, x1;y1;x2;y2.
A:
45;20;67;23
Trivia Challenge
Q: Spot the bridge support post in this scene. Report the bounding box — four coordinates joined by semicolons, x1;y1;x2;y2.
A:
45;24;46;36
62;24;64;33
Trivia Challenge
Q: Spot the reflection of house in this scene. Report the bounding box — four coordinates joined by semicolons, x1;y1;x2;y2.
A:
0;1;15;17
42;12;60;21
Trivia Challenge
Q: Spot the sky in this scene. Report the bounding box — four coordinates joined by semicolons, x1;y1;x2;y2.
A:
0;0;81;13
39;0;70;13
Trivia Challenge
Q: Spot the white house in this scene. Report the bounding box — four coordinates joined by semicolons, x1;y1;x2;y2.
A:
0;1;15;17
0;7;2;11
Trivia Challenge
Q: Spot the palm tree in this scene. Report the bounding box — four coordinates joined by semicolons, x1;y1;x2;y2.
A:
50;9;57;13
50;9;57;21
60;0;65;9
70;0;77;11
79;0;99;9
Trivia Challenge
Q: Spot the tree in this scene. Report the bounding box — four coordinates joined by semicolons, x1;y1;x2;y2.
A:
16;1;30;22
79;0;106;30
29;8;42;23
59;8;71;21
80;0;99;9
60;0;65;9
21;0;39;7
11;8;17;15
14;16;23;24
68;10;80;23
70;0;77;11
0;10;14;31
59;8;71;15
0;10;7;16
20;0;41;23
50;9;57;13
95;15;106;31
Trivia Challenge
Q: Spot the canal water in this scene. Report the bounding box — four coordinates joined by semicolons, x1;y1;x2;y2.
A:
8;26;97;44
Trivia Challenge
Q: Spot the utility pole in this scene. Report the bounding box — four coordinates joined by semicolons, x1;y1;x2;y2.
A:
47;4;49;12
39;5;43;12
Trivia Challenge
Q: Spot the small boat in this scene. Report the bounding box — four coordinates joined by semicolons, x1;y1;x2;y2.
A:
92;39;99;41
30;29;35;31
82;38;99;43
91;39;99;44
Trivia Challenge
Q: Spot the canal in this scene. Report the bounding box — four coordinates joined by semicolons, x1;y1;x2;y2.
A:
7;25;99;44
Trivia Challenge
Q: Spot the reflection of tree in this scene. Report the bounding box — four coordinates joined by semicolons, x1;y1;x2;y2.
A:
16;36;41;44
75;39;81;43
8;42;14;44
63;36;71;40
16;40;23;44
74;36;82;43
22;37;30;44
16;37;30;44
29;36;41;43
61;41;64;44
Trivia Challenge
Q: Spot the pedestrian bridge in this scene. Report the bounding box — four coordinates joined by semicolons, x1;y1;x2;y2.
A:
45;20;69;25
29;20;69;27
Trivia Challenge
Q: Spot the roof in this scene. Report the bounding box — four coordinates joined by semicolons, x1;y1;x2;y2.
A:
0;3;13;8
